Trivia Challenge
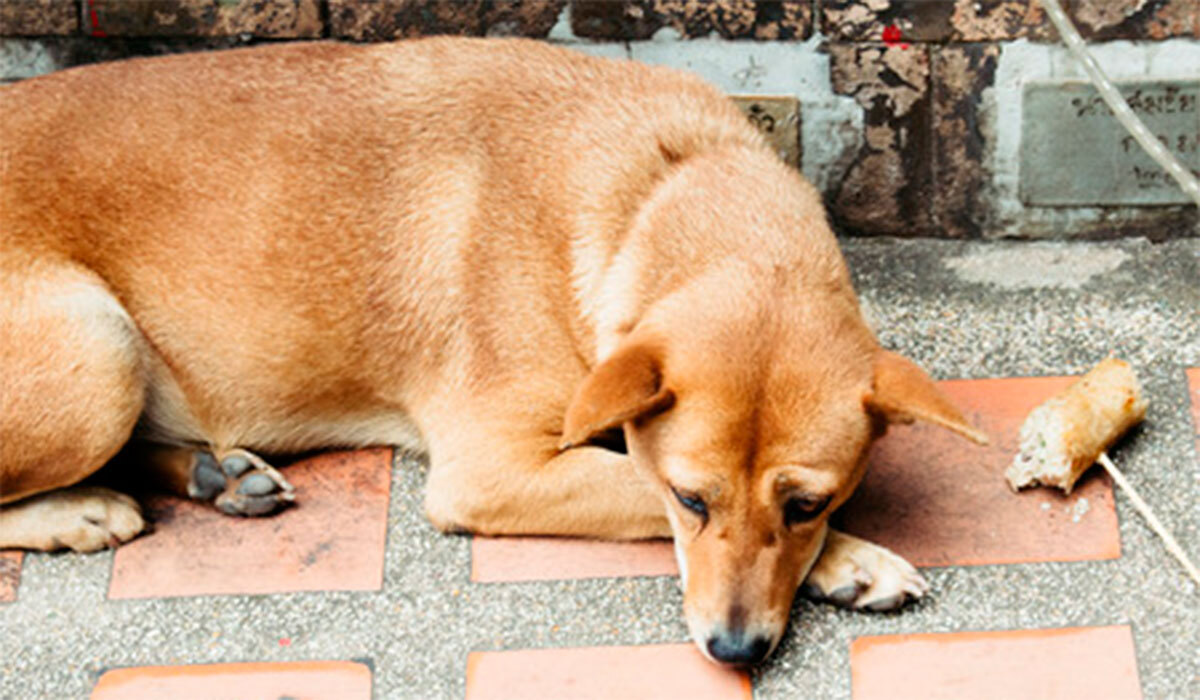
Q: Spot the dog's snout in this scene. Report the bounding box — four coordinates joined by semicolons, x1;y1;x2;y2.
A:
705;632;771;666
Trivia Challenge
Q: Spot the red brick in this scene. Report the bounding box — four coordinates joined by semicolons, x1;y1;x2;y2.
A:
840;376;1121;567
471;536;676;583
84;0;321;38
1073;0;1199;40
465;643;750;700
90;660;371;699
108;449;391;599
0;551;22;603
851;625;1142;699
821;0;1054;42
330;0;567;41
571;1;812;41
0;0;78;36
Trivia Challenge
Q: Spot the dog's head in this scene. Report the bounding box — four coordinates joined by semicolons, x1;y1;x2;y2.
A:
561;292;985;666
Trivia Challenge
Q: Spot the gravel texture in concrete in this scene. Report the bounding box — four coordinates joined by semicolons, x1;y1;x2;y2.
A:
1;237;1197;698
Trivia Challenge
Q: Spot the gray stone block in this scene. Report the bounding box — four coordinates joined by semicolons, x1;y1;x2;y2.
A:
1021;80;1200;207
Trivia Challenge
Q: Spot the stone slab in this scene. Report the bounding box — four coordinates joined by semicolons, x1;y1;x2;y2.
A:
90;660;372;699
851;625;1142;699
465;644;750;700
108;449;392;599
731;94;801;167
1021;80;1200;206
840;376;1121;568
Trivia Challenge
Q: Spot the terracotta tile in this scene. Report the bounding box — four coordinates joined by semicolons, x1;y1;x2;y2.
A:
471;537;676;583
851;625;1142;700
1187;368;1200;456
840;376;1121;567
0;551;22;603
109;449;391;599
90;660;371;699
465;643;750;700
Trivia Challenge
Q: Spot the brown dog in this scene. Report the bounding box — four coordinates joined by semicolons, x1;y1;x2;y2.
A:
0;38;985;665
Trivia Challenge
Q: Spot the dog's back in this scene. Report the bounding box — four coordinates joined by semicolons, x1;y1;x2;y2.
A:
0;38;767;454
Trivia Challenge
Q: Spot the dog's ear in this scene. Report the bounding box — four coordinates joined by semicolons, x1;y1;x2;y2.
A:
865;350;989;445
560;343;675;450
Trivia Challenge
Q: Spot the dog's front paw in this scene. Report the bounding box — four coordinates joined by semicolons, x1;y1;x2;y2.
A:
186;449;295;517
801;531;929;612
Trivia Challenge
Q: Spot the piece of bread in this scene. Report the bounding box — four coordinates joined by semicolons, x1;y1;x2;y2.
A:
1006;358;1148;494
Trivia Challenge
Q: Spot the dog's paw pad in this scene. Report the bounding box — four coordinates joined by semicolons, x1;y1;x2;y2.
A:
826;582;867;606
221;454;252;479
184;450;295;517
187;452;227;500
210;451;295;518
236;473;278;496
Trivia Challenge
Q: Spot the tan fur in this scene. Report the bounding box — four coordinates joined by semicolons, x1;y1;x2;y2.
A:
0;38;983;664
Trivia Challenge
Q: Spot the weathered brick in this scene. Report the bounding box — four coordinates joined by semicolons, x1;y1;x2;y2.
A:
1072;0;1199;40
931;43;1000;238
83;0;322;38
330;0;567;41
0;0;77;36
828;43;933;236
822;0;953;42
822;0;1054;42
570;0;811;40
1;36;253;83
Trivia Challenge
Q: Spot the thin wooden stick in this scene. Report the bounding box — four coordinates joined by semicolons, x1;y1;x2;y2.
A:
1097;452;1200;587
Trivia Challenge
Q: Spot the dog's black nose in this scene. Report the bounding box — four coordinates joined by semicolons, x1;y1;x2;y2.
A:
706;633;771;666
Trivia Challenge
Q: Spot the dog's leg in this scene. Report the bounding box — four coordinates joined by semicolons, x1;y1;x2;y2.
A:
0;487;144;552
800;529;929;611
0;261;147;550
424;430;669;540
130;443;295;517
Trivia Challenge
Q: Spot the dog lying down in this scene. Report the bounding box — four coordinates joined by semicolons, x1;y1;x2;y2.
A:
0;38;986;666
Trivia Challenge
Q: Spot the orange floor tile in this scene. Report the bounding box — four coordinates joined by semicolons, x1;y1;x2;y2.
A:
471;537;676;583
840;376;1121;567
90;660;371;699
0;551;22;603
850;625;1142;700
108;449;391;599
465;643;750;700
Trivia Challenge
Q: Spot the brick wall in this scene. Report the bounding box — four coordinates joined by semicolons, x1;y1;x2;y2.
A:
2;1;1198;239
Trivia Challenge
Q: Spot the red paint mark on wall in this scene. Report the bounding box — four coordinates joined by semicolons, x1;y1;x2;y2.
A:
882;24;908;49
87;0;108;38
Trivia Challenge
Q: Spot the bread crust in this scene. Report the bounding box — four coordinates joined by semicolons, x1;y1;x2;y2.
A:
1006;358;1148;494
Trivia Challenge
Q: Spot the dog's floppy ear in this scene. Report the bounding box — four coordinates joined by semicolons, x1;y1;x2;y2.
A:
865;350;989;445
561;342;675;450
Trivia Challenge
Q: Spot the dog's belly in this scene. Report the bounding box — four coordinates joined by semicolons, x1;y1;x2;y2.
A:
134;352;426;456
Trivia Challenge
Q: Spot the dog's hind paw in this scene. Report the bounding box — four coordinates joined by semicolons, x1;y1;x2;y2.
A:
0;486;145;552
801;530;929;612
186;448;295;517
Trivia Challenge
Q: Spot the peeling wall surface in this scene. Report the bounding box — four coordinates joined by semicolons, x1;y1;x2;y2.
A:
1;0;1198;239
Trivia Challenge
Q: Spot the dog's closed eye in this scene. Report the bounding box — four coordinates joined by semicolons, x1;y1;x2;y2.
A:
783;494;830;527
672;487;708;521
